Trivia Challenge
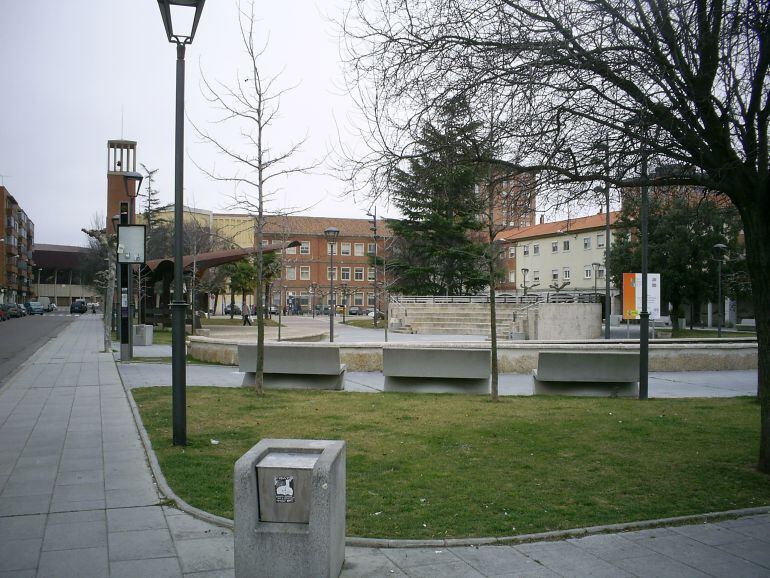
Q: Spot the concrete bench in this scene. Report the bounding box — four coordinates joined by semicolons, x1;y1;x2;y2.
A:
533;351;639;397
736;319;756;332
238;344;346;390
382;347;491;394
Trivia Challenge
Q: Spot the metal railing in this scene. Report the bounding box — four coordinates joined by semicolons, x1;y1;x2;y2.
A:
390;291;602;305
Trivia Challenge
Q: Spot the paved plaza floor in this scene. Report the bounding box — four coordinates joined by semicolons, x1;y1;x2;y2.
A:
0;315;767;577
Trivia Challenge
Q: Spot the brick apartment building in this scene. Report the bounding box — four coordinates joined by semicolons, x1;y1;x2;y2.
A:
143;207;390;313
0;186;35;304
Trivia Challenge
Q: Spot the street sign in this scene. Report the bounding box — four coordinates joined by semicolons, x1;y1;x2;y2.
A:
117;224;146;264
622;272;661;320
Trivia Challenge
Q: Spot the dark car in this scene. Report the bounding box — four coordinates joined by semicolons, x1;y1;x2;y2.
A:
0;306;7;321
348;306;361;316
24;301;45;315
70;300;88;314
224;304;242;316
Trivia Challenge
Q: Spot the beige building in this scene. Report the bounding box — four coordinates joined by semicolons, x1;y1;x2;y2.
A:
500;211;620;311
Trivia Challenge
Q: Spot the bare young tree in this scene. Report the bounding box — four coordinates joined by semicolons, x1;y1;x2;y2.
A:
193;1;317;394
342;0;770;472
82;216;116;353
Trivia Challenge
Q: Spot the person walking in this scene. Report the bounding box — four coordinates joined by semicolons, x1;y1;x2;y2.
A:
242;302;252;326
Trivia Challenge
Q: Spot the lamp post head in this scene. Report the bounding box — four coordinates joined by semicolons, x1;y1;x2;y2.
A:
122;171;144;199
324;227;340;242
521;268;529;276
713;243;727;253
157;0;206;45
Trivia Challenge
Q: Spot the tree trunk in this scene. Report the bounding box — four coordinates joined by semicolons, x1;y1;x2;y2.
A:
489;261;499;402
741;209;770;473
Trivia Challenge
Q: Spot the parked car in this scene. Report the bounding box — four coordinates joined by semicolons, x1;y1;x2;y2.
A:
24;301;45;315
367;309;386;320
2;303;23;318
46;303;57;312
348;306;361;316
224;304;242;316
267;305;279;315
0;306;7;321
70;299;88;314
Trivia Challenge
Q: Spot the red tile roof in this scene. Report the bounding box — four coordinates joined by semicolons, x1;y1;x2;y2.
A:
499;211;620;242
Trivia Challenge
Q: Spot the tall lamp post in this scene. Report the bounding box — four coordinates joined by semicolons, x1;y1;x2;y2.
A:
593;142;612;340
324;227;339;342
591;262;601;299
520;268;529;296
157;0;206;446
713;243;727;338
310;282;318;318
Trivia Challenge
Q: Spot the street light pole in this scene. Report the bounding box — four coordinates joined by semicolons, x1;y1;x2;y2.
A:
521;268;529;297
157;0;206;446
713;243;727;338
324;227;340;342
639;144;650;401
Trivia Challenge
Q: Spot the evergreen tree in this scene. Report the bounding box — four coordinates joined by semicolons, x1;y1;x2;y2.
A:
388;99;487;295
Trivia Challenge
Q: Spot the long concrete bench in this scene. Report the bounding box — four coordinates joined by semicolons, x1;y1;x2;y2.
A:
238;344;346;390
382;347;491;394
736;319;756;332
533;351;639;397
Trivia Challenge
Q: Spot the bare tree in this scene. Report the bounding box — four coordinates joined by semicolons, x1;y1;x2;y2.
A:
193;1;317;394
342;0;770;472
82;217;116;353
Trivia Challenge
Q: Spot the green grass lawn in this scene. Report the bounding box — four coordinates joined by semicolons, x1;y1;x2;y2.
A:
344;318;386;329
132;388;769;539
656;328;754;339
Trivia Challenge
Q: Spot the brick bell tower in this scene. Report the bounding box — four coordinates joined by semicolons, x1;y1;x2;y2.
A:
106;140;139;233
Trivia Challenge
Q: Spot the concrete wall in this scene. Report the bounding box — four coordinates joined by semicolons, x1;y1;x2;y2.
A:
532;303;601;340
188;337;757;374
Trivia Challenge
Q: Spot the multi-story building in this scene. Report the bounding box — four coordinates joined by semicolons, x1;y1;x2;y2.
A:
500;210;620;312
140;207;390;313
0;186;35;304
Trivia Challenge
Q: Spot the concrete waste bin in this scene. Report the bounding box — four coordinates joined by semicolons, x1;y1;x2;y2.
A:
234;439;346;578
132;324;153;346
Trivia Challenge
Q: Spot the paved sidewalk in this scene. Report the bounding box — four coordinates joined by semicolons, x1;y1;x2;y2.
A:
0;316;234;577
2;316;768;577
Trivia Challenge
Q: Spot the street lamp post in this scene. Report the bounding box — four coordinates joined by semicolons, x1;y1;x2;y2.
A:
324;227;340;342
593;142;612;340
157;0;206;446
310;282;317;318
592;262;601;299
713;243;727;338
520;268;529;296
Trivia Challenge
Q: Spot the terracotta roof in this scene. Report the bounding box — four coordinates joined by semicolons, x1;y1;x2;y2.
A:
211;214;392;238
144;241;297;275
499;211;620;242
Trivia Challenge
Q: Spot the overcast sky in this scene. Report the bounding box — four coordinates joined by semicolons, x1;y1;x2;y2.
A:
0;0;379;246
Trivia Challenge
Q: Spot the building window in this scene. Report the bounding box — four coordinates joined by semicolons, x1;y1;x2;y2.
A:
354;243;365;256
354;267;365;281
584;268;592;279
533;270;540;283
563;240;570;251
341;242;351;256
551;269;559;281
367;293;376;306
533;244;540;256
285;245;297;255
367;242;376;255
327;242;337;256
508;246;515;259
327;267;337;280
598;268;606;279
299;292;310;306
341;267;351;281
300;266;310;280
523;245;530;256
354;292;364;305
563;268;570;280
300;241;310;255
509;270;516;282
286;267;297;281
583;237;591;250
551;241;558;253
367;267;376;282
597;234;605;248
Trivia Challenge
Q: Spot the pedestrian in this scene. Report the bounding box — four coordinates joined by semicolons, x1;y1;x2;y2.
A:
242;304;252;326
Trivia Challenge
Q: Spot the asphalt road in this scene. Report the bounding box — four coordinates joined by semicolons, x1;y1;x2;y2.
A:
0;313;74;389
